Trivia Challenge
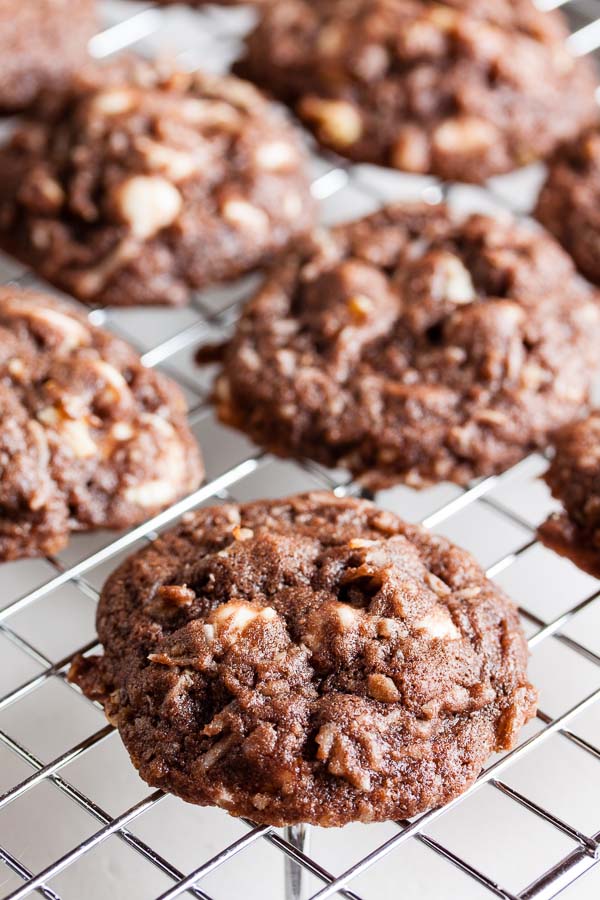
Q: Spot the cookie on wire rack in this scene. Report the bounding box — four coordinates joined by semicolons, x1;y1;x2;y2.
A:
0;287;204;561
70;492;537;826
235;0;598;182
0;0;96;113
151;1;271;5
0;61;316;307
212;202;600;489
538;413;600;578
536;126;600;287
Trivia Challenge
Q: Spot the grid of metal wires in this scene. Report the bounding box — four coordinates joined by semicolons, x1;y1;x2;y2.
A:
1;1;600;898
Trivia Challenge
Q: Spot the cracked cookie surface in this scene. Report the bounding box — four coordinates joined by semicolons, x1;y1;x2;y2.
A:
536;127;600;287
538;414;600;578
0;0;96;112
0;288;203;561
214;203;600;489
235;0;597;182
70;492;536;826
0;62;315;306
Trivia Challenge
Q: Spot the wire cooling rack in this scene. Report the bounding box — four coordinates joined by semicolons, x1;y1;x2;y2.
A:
1;1;600;898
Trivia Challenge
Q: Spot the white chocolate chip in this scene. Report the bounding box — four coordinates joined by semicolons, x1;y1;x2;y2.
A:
367;673;400;702
433;117;499;155
335;603;362;629
37;406;61;428
414;606;460;641
124;478;178;508
453;587;482;601
92;360;130;402
115;175;182;240
401;20;444;55
238;346;261;371
391;127;430;173
552;46;575;75
222;198;269;236
214;376;232;405
428;6;460;29
476;409;509;426
215;76;259;110
348;538;376;549
435;253;475;305
376;617;399;639
139;413;177;438
315;724;371;791
425;572;451;596
136;137;198;183
255;140;298;171
300;98;363;147
7;358;24;378
520;363;550;390
198;734;237;771
124;414;186;509
317;23;345;55
92;88;136;116
111;422;134;441
35;175;65;210
212;604;254;630
70;238;138;299
282;191;305;220
315;723;336;758
15;304;90;352
347;294;374;320
179;98;240;126
252;793;271;811
276;349;296;377
212;602;276;636
31;222;52;250
62;420;98;459
38;407;97;459
445;684;471;711
203;624;216;642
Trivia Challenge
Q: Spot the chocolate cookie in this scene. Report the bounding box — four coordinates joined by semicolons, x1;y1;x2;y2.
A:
235;0;597;182
69;492;536;826
214;203;600;489
153;1;270;5
536;127;600;287
538;414;600;577
0;0;96;113
0;64;315;307
0;288;203;561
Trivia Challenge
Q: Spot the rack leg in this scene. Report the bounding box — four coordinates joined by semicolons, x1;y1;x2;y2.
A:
284;824;311;900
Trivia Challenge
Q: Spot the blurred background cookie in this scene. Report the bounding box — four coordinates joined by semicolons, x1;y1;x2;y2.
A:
0;0;96;113
235;0;598;182
536;126;600;286
0;62;316;306
0;288;204;560
538;413;600;577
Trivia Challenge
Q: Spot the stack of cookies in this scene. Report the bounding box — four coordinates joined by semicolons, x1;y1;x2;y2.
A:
3;0;600;830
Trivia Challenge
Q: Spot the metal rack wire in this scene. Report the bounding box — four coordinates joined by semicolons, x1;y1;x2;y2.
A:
0;1;600;898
